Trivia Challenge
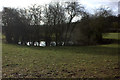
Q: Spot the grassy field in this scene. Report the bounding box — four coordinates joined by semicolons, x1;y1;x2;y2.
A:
103;33;120;40
2;33;120;78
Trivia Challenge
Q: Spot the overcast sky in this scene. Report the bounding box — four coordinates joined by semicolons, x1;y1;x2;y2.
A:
0;0;119;15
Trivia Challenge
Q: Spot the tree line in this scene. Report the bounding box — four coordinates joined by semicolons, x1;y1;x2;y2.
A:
2;1;119;46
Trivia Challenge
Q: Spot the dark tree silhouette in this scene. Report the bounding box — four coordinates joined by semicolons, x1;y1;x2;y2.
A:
2;2;117;46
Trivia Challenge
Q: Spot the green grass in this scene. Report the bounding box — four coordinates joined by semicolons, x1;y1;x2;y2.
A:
2;33;120;78
103;33;120;40
2;43;119;78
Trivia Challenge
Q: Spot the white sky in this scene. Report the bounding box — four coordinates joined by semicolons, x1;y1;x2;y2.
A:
0;0;119;15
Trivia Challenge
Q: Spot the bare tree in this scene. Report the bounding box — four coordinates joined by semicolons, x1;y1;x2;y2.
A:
64;1;85;45
94;6;112;17
27;4;42;44
28;4;42;25
43;2;66;46
2;7;24;43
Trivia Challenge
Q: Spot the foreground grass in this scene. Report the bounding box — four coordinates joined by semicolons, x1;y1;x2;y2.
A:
2;43;119;78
